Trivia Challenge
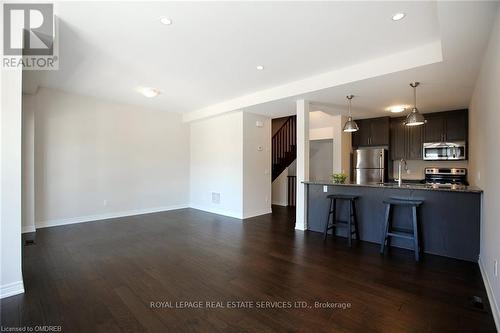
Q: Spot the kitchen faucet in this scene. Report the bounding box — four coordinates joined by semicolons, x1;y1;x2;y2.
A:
397;159;408;186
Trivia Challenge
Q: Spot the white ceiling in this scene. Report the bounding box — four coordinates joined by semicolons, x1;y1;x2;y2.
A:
26;1;441;112
244;1;500;119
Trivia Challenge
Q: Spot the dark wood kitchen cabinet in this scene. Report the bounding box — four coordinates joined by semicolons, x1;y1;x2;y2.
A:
390;118;406;160
352;119;369;147
407;125;424;160
389;109;468;161
390;117;424;160
352;117;389;147
424;109;468;142
370;117;390;146
444;110;468;141
424;115;446;142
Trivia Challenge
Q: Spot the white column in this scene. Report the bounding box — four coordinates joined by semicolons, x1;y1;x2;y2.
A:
295;100;310;230
22;96;36;233
1;65;25;298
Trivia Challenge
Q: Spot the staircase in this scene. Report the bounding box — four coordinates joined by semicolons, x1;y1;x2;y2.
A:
272;116;296;181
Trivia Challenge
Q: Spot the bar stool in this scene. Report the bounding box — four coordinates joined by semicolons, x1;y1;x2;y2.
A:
380;198;424;262
324;194;360;247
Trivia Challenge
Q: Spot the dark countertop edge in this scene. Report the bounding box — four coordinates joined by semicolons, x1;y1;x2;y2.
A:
302;181;483;194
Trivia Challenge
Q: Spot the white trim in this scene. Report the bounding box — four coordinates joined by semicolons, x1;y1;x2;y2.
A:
294;224;307;231
189;205;243;220
35;204;189;229
0;281;24;299
243;209;273;219
479;257;500;331
22;225;36;233
271;201;288;207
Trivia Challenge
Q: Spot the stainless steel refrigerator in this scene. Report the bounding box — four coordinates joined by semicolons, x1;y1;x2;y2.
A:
353;148;388;184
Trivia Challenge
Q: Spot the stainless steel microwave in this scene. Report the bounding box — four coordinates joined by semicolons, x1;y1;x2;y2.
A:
423;141;466;161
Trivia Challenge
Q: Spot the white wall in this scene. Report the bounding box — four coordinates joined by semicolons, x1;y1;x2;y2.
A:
33;88;190;227
272;168;289;206
309;111;351;180
332;115;351;179
243;112;271;218
309;139;333;181
190;111;244;218
1;66;25;298
190;111;271;219
469;6;500;327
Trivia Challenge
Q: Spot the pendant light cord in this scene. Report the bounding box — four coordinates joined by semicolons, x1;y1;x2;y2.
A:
410;82;420;111
413;85;417;109
347;95;354;117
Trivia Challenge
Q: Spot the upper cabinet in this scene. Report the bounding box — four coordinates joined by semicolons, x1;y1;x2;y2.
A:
424;109;468;142
356;110;468;161
370;117;390;146
407;125;424;160
423;115;445;142
388;109;468;161
390;118;406;160
443;110;468;141
352;117;389;147
390;117;424;160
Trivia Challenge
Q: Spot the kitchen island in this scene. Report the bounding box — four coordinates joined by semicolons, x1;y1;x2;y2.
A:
304;181;482;261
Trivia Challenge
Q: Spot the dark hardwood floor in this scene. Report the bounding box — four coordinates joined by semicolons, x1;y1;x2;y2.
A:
1;206;496;332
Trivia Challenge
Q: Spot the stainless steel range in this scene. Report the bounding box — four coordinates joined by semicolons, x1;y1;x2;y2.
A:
424;168;468;188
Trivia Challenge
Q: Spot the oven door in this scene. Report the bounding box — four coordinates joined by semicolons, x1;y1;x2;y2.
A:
423;142;466;160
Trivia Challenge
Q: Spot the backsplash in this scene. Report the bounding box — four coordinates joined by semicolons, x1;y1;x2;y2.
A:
391;160;469;180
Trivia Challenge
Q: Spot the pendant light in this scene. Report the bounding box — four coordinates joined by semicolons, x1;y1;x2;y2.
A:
404;82;426;126
343;95;359;132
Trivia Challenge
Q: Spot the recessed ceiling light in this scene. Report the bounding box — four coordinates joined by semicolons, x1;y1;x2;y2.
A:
137;87;161;98
160;17;172;25
392;13;406;21
387;105;408;113
256;65;264;70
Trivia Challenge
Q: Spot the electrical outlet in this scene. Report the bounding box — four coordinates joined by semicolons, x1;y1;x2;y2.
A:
103;199;108;207
323;186;328;193
494;260;498;277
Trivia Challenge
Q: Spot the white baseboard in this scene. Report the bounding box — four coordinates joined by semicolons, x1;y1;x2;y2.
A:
0;281;24;299
271;201;288;207
35;204;189;229
22;225;36;234
182;205;273;220
243;209;273;219
189;205;243;219
479;257;499;331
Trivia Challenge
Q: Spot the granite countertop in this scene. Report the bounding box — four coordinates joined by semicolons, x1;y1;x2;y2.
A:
303;180;483;193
